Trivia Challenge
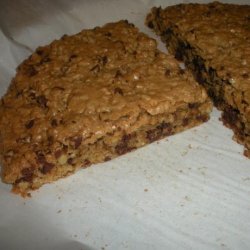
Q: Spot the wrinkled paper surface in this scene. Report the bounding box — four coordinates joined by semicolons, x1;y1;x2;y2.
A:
0;0;250;249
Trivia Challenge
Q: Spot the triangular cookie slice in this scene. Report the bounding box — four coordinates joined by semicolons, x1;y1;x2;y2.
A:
0;21;212;196
146;2;250;157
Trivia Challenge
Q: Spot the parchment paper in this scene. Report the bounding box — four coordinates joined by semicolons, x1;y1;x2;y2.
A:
0;1;250;249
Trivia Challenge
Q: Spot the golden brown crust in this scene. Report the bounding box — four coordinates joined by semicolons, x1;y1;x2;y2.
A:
146;2;250;156
0;20;212;195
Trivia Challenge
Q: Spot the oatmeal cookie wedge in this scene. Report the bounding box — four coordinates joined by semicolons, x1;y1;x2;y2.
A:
146;2;250;157
0;21;212;196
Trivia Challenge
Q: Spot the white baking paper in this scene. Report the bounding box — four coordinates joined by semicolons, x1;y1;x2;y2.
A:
0;0;250;249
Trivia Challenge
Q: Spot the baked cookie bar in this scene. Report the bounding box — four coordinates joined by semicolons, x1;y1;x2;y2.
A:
0;21;212;196
146;2;250;157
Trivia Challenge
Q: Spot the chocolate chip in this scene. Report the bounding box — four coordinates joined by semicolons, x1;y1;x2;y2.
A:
242;73;249;79
70;54;77;59
104;156;111;161
208;4;216;9
16;90;23;98
37;153;46;164
207;89;223;106
192;56;206;85
188;103;199;109
36;49;44;56
48;135;54;145
175;48;183;61
244;149;249;157
105;32;112;37
51;119;58;127
73;136;82;149
20;167;34;182
25;119;34;129
84;159;91;166
115;144;135;155
178;69;185;75
146;128;161;142
122;134;133;143
146;122;172;142
165;28;173;35
28;92;36;101
54;150;63;159
195;71;204;85
159;122;172;136
158;122;170;130
115;70;123;78
67;157;74;165
193;56;205;72
27;65;37;76
114;87;124;95
36;95;48;108
41;162;54;174
208;67;216;81
147;21;154;29
196;114;209;123
175;41;192;61
102;56;108;65
21;168;32;176
61;34;68;40
115;134;135;155
165;69;171;76
222;106;239;125
182;118;189;126
189;28;195;34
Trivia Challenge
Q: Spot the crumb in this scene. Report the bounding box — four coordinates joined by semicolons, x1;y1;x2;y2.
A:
57;210;62;213
85;231;90;238
144;188;148;192
184;195;191;201
181;150;188;156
